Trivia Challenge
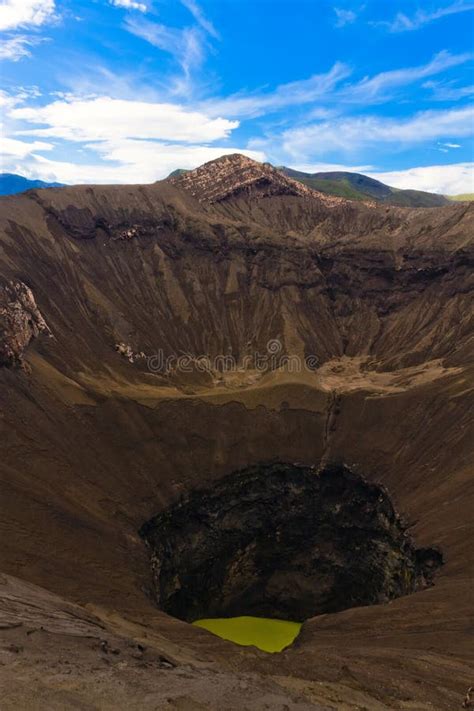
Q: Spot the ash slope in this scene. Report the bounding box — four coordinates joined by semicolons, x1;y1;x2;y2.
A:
0;154;473;710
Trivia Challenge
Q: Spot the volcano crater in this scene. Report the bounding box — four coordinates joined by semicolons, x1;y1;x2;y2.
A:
140;463;442;624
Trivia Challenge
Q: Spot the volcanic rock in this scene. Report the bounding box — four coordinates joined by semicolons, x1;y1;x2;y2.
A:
169;153;345;205
0;280;51;368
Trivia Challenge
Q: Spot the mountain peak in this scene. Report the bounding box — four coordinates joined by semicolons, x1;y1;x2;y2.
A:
0;173;65;196
168;153;343;205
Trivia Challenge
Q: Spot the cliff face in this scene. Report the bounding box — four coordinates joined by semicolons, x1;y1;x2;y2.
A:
0;155;473;710
0;156;471;378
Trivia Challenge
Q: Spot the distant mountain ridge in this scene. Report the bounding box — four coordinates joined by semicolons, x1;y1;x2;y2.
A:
2;169;470;205
279;167;451;207
0;174;64;196
167;164;463;208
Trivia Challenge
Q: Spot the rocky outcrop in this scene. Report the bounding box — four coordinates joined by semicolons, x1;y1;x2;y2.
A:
0;280;50;367
169;153;345;206
115;342;146;363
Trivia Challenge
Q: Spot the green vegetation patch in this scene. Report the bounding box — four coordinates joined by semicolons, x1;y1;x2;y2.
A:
448;194;474;201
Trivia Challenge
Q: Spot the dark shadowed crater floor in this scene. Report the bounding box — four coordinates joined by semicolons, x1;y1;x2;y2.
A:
141;463;442;623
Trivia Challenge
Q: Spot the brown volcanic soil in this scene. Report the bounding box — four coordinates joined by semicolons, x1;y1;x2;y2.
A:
0;155;473;709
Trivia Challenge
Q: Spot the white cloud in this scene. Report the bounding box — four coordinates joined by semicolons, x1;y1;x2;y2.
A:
203;51;471;119
0;142;265;184
344;51;472;102
11;96;239;143
334;8;356;27
122;1;218;96
0;89;28;114
0;86;41;108
368;163;473;195
181;0;219;39
423;79;474;101
3;133;470;197
380;2;474;32
203;62;351;118
0;0;55;31
286;161;374;173
109;0;147;12
125;17;206;95
0;90;12;107
3;93;257;184
88;140;264;179
0;35;34;61
280;106;474;159
0;136;53;158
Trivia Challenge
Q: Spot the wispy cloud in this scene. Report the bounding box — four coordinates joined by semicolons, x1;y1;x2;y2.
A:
343;50;472;102
279;106;474;159
0;34;43;61
202;62;352;118
334;8;357;27
378;1;474;32
181;0;219;39
120;0;218;97
0;0;55;31
109;0;148;12
0;87;41;109
437;140;462;152
203;50;471;118
126;16;207;95
423;79;474;101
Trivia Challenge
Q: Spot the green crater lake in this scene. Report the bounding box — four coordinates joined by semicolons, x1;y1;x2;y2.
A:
192;616;302;653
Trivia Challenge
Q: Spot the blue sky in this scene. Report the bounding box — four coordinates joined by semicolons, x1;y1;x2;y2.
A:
1;0;473;193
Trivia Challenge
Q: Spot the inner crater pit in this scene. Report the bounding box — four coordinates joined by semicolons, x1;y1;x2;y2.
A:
140;463;442;624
